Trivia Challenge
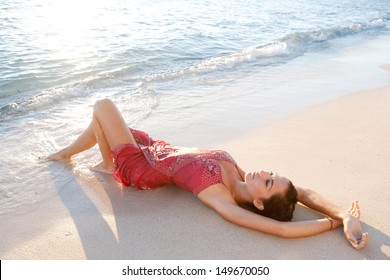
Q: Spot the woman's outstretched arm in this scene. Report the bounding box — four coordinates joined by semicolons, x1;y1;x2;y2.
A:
296;186;349;220
197;184;342;238
296;186;369;249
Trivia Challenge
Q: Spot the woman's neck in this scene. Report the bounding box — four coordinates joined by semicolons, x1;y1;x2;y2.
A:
220;161;252;204
232;180;252;205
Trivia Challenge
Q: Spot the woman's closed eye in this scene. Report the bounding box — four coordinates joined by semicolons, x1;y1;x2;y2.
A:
266;178;274;189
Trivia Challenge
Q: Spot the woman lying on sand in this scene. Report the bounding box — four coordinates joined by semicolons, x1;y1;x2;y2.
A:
42;98;368;249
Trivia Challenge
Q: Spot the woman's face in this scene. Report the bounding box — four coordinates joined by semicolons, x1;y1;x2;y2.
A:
245;170;289;202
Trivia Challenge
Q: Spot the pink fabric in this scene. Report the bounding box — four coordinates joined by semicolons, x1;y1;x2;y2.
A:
111;128;237;195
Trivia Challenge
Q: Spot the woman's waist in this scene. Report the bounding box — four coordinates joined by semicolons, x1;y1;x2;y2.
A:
141;145;237;174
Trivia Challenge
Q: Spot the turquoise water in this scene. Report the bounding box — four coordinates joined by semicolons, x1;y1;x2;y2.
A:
1;0;389;121
0;0;390;215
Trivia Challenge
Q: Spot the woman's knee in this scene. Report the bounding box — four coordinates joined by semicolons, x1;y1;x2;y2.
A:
92;99;135;148
93;98;115;115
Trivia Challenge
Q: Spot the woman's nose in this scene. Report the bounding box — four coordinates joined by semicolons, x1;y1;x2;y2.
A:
259;170;269;177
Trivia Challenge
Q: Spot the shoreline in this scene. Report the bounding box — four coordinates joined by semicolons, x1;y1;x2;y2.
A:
1;66;390;260
140;33;390;150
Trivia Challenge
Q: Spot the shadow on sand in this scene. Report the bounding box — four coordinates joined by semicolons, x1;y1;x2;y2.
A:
48;162;390;260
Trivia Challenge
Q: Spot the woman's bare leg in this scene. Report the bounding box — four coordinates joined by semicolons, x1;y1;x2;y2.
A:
43;99;137;169
43;122;97;161
89;114;115;174
91;98;137;149
89;98;138;173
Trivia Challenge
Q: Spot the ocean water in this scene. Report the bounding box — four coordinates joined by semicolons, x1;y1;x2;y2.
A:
1;0;390;216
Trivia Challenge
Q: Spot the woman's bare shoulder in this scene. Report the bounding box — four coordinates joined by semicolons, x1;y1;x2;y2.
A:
197;183;237;209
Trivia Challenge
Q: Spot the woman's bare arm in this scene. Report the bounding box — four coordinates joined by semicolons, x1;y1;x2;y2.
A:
296;186;369;249
296;186;346;220
197;184;338;238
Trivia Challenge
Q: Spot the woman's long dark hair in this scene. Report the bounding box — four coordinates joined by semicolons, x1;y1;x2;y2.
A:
243;180;298;221
260;180;298;221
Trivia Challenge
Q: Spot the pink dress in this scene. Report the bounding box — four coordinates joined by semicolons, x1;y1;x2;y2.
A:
111;128;238;195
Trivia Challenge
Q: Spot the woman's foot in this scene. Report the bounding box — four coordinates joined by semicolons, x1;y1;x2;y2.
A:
89;161;113;175
38;150;71;162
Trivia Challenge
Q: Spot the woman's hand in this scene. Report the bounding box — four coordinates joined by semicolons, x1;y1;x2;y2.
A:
343;201;369;250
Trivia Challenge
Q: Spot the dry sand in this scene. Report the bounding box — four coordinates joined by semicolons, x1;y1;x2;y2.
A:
1;67;389;260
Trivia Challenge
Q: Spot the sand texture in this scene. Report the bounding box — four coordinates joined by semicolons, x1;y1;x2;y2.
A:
1;68;389;260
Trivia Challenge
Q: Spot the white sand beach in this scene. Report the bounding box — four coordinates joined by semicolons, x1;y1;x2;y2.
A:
1;66;389;260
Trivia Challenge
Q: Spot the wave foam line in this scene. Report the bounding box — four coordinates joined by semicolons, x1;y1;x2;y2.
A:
139;15;389;82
